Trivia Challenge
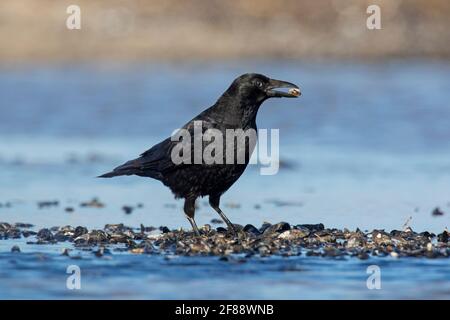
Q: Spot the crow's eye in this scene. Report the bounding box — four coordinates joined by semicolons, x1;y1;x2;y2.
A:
254;81;263;88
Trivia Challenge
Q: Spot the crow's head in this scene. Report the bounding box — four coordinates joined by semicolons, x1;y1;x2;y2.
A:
227;73;301;103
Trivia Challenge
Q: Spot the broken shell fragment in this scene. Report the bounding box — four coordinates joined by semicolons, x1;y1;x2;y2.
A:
288;88;300;97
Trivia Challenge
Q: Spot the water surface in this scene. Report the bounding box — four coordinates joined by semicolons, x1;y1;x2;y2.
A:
0;60;449;299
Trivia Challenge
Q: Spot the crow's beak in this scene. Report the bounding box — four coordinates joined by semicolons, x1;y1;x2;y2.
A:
266;78;301;98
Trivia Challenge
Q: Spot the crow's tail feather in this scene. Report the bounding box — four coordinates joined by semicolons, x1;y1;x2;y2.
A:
97;159;142;178
98;171;124;178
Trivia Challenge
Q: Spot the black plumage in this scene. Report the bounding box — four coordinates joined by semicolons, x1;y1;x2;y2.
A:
99;73;300;235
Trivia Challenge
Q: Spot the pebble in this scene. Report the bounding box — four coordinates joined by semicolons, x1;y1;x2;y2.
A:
80;198;105;208
122;206;134;215
15;223;34;228
296;223;324;232
243;224;260;235
263;222;290;235
0;220;449;260
259;222;272;234
74;226;88;237
37;228;54;241
160;226;171;234
438;231;449;243
278;229;308;240
225;202;241;209
37;201;59;209
216;227;227;233
432;207;444;217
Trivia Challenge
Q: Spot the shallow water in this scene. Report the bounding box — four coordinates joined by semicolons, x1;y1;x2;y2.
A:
0;238;449;299
0;60;449;299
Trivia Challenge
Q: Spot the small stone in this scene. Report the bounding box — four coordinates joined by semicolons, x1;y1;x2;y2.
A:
278;229;309;240
140;224;156;233
390;252;399;258
74;229;108;244
438;231;449;243
37;200;59;209
65;207;74;213
372;230;392;245
0;222;12;231
130;247;145;254
403;227;413;233
80;198;105;208
258;245;270;256
14;223;34;228
37;228;54;241
432;207;444;217
74;226;88;238
160;226;170;234
263;222;290;235
243;224;260;235
11;245;20;253
346;236;365;248
420;231;433;238
201;224;212;233
224;202;241;209
22;230;37;237
259;222;272;233
54;232;70;242
296;223;325;232
122;206;134;215
105;223;126;233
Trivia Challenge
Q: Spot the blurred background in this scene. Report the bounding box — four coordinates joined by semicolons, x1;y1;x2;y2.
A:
0;0;449;62
0;0;449;233
0;0;450;300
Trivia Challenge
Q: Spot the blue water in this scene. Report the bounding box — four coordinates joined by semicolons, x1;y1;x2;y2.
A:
0;60;449;299
1;239;449;299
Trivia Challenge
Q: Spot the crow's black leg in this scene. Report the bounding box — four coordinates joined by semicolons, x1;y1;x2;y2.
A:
184;197;200;236
187;217;200;236
209;195;237;235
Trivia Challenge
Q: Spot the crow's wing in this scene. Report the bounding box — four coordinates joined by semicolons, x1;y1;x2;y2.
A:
139;117;221;173
99;116;220;179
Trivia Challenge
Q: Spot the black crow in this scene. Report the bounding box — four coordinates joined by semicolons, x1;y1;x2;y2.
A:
99;73;300;236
